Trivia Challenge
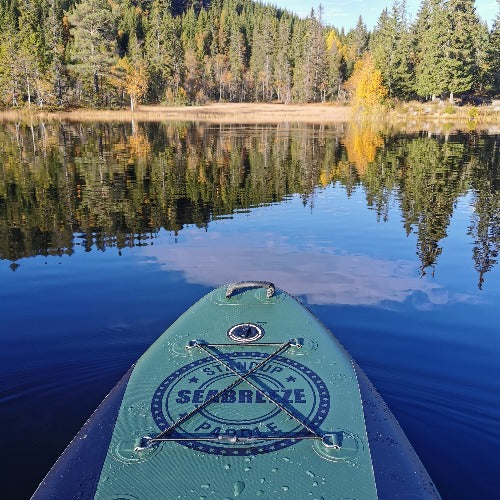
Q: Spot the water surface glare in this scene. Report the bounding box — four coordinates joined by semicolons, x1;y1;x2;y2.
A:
0;122;498;499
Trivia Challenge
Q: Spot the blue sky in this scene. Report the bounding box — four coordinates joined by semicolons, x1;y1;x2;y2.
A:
269;0;498;30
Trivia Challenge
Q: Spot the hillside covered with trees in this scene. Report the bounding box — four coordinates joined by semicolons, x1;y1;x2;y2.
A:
0;0;498;109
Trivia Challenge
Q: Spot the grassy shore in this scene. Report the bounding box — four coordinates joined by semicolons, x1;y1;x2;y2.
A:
0;103;351;124
0;102;498;131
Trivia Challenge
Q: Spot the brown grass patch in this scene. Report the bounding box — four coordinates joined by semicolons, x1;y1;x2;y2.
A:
0;102;353;124
0;102;497;133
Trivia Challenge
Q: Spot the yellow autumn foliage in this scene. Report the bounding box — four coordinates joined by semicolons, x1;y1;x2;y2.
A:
343;123;384;175
114;57;148;112
128;130;151;158
325;30;348;59
319;169;330;187
345;55;388;111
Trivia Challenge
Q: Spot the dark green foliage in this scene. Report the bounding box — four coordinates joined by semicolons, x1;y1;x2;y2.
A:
414;0;449;98
371;2;414;99
488;12;500;92
0;0;497;108
413;0;487;100
67;0;118;106
445;0;482;99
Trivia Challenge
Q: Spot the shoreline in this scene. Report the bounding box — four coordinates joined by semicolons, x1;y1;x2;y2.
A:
0;102;498;131
0;103;353;124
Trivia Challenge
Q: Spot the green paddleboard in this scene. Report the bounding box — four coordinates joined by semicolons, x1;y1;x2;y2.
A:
33;282;440;499
96;282;377;499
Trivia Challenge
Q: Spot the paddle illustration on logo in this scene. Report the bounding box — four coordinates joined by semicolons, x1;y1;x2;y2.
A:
149;342;330;456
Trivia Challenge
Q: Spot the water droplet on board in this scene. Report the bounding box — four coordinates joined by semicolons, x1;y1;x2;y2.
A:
244;467;251;472
201;484;210;489
271;468;278;472
306;471;315;478
282;486;289;491
233;481;245;497
260;478;266;484
256;491;264;496
224;464;231;470
282;457;290;462
312;481;318;487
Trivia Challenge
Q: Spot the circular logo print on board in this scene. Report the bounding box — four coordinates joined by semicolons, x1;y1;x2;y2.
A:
151;352;330;456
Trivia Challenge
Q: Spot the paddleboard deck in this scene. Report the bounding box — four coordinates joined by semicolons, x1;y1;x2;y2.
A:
33;282;440;499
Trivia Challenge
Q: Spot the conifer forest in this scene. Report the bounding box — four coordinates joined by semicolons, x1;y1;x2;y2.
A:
0;0;498;109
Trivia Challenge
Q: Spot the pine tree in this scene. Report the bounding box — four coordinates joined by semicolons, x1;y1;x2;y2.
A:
68;0;118;105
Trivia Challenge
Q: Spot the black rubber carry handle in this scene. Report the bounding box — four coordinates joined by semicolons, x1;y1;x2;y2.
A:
226;281;275;299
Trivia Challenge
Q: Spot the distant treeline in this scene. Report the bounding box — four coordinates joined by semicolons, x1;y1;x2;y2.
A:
0;0;498;109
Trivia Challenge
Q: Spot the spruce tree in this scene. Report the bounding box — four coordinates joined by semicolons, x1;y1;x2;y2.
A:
414;0;448;99
290;17;308;101
45;0;68;106
249;10;276;101
325;29;347;99
306;10;329;102
344;15;368;77
371;1;413;99
487;10;500;93
227;14;246;101
444;0;482;101
144;0;182;102
0;12;21;106
273;16;292;103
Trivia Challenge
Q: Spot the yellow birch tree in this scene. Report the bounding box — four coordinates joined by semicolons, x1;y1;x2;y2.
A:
345;54;388;112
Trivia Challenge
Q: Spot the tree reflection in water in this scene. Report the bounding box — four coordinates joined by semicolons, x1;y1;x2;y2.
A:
0;121;497;287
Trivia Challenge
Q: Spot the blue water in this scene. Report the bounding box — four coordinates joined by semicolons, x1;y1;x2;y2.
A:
0;123;498;498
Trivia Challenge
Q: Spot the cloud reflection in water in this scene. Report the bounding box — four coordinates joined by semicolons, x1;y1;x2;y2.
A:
139;232;471;308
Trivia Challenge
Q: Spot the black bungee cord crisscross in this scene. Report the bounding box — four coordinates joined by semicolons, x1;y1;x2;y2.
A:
135;339;337;451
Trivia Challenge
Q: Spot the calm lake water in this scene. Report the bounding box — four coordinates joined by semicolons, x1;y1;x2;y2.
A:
0;121;498;499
